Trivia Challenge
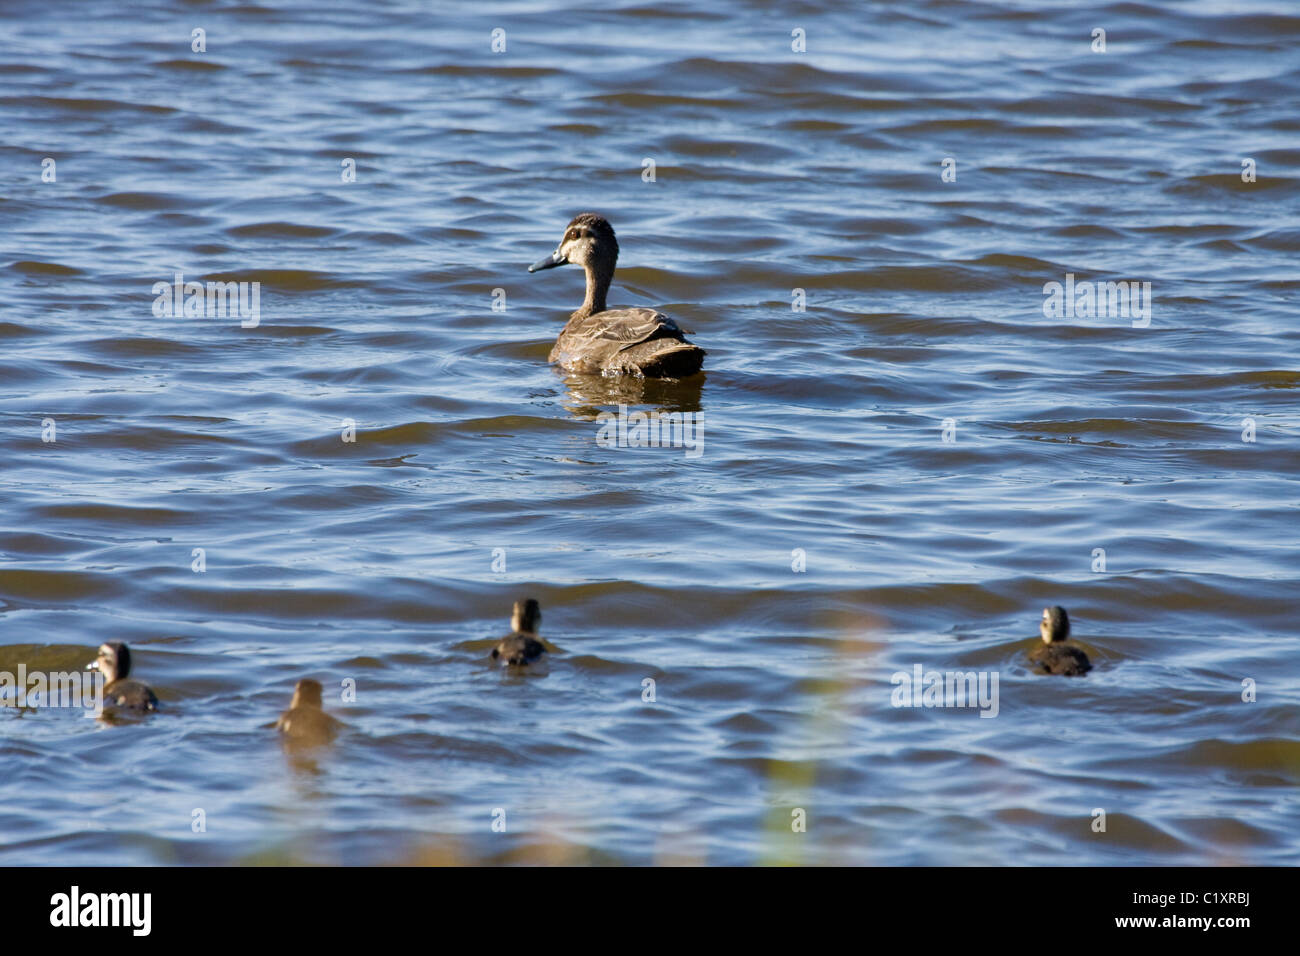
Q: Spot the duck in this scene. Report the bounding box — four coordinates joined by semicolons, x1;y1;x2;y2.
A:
492;598;547;666
87;641;158;711
528;213;705;378
1028;606;1092;676
276;679;343;743
276;679;343;744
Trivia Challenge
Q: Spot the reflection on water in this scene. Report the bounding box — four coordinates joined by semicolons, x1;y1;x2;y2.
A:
560;370;706;419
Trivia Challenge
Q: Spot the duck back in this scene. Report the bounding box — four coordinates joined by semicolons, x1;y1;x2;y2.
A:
493;633;547;666
104;678;158;711
551;307;704;377
1029;643;1092;676
277;706;342;743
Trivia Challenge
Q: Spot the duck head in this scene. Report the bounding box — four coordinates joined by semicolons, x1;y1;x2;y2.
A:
1040;606;1070;644
87;641;131;682
529;213;619;274
511;597;541;635
289;678;324;709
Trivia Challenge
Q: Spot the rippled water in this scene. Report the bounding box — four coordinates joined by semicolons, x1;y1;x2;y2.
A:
1;0;1298;865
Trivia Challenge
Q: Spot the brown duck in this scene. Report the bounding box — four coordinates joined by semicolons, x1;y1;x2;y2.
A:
276;678;343;744
528;214;705;378
492;598;547;666
88;641;158;712
1028;606;1092;676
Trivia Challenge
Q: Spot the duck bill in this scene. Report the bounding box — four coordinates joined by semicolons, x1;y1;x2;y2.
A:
528;250;567;273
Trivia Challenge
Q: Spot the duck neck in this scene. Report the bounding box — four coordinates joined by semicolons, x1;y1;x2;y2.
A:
574;259;613;319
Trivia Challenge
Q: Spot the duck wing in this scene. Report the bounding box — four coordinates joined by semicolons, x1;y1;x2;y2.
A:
571;307;682;341
552;308;698;374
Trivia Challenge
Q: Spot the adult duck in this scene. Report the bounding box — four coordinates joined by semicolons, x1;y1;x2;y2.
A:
528;214;705;378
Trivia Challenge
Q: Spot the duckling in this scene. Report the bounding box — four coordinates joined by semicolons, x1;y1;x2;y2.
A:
1028;606;1092;676
528;214;705;378
88;641;158;711
276;679;343;744
492;598;547;666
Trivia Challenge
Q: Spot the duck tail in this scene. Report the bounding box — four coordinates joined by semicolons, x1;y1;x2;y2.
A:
630;342;706;379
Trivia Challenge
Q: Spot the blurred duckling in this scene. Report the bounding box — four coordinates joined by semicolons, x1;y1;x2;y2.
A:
88;641;158;711
492;598;547;666
276;679;343;744
1028;606;1092;676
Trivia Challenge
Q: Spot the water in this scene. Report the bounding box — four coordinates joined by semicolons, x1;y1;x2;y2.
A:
1;0;1298;865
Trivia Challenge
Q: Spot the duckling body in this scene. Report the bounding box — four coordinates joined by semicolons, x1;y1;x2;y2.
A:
1028;606;1092;676
492;598;547;666
90;642;158;712
104;679;159;711
529;214;705;378
276;679;342;744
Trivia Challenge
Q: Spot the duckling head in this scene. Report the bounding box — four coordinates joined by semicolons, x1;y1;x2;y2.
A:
1040;606;1070;644
511;597;541;635
87;641;131;682
529;213;618;274
289;678;324;709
